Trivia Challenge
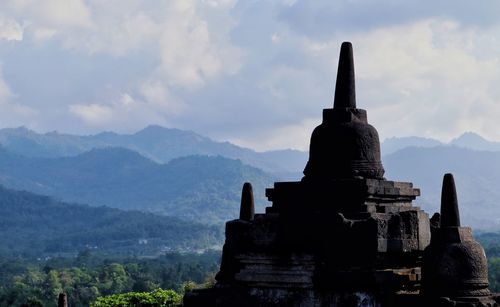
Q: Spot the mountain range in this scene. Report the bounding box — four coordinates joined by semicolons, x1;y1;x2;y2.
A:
381;131;500;155
2;126;500;174
0;126;307;177
1;125;500;230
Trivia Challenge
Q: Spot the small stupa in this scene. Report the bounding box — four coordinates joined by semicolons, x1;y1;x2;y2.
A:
421;173;496;306
184;42;499;307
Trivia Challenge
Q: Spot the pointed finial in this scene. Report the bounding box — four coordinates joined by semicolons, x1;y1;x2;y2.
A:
440;173;461;227
58;293;68;307
333;42;356;109
239;182;254;221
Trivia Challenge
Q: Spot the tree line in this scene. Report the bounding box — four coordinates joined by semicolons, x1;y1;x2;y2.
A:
0;251;219;306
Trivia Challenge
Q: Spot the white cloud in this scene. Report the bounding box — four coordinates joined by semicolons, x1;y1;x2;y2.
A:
69;103;113;126
61;8;160;55
203;0;236;8
0;70;13;101
69;87;184;131
229;117;319;151
0;16;23;41
0;0;244;135
156;0;242;88
6;0;92;28
32;28;57;42
140;81;185;114
0;67;39;128
3;0;243;87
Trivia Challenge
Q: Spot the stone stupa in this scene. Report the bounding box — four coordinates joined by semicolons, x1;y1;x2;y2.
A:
184;42;499;307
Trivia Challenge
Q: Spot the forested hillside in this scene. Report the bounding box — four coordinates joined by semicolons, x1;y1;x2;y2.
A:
0;147;275;224
0;186;223;258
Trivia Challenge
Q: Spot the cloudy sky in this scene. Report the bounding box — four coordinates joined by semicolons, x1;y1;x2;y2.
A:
1;0;500;151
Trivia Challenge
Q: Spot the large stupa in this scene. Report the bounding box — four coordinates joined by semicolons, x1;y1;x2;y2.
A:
184;42;499;307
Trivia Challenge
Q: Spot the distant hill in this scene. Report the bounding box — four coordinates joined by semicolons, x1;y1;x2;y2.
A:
381;136;443;155
450;132;500;152
0;126;307;175
0;185;223;258
0;147;274;225
384;146;500;230
381;132;500;155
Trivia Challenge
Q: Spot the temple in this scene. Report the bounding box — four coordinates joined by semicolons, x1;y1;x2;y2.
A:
184;42;500;307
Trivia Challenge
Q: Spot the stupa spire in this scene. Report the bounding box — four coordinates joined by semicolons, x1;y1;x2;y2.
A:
440;173;460;227
239;182;254;221
333;42;356;109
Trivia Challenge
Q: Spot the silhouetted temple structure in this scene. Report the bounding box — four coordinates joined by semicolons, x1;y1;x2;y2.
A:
184;42;500;307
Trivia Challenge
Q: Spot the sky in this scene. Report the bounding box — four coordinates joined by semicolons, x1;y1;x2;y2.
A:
1;0;500;151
